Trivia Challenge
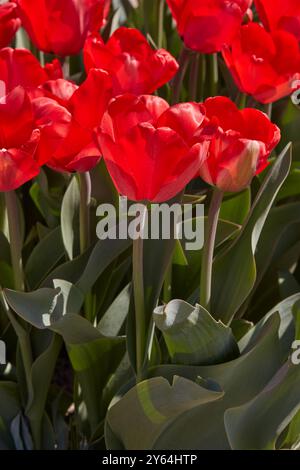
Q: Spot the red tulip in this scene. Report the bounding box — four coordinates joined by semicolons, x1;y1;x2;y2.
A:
0;2;21;48
223;23;300;104
98;94;209;202
197;97;280;192
255;0;300;41
0;48;57;97
0;86;40;192
33;69;113;173
166;0;251;53
15;0;111;56
84;27;179;95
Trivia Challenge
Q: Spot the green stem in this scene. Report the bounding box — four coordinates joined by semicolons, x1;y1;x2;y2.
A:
200;189;224;311
171;46;191;104
79;172;91;254
157;0;164;49
208;53;219;97
5;191;24;291
199;54;206;101
163;261;172;303
189;53;200;101
236;92;247;109
265;102;273;119
132;205;147;382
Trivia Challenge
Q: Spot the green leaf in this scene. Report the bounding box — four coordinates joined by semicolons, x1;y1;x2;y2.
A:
220;189;251;225
239;294;300;358
26;333;62;449
76;237;131;295
106;376;224;450
281;409;300;449
154;300;239;365
61;176;80;260
4;280;84;329
5;286;125;437
25;227;65;290
29;170;61;228
278;271;300;300
0;382;21;449
230;319;253;342
146;314;283;449
277;162;300;201
211;143;292;323
68;334;125;434
224;361;300;450
10;411;33;450
255;202;300;285
173;218;240;302
98;284;131;336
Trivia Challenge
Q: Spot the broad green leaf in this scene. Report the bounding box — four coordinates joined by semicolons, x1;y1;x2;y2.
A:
239;294;300;358
172;218;241;305
26;333;62;449
211;143;292;323
30;170;61;228
146;314;283;449
255;202;300;286
98;284;131;336
5;285;126;437
10;411;33;450
278;271;300;300
76;238;132;294
42;249;92;287
61;176;80;260
25;227;65;290
277;163;300;201
4;280;84;329
230;319;253;342
224;362;300;449
220;189;251;225
281;409;300;449
0;382;20;449
0;231;10;264
106;376;224;450
154;300;239;365
68;334;125;434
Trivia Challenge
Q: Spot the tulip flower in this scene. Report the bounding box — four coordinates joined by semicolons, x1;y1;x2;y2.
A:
255;0;300;41
33;69;113;173
84;27;179;96
197;96;281;193
166;0;252;53
15;0;111;56
0;2;21;48
98;94;210;202
223;23;300;104
0;47;61;97
0;86;40;192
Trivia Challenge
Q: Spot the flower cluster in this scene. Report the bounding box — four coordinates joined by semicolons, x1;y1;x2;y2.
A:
1;0;292;197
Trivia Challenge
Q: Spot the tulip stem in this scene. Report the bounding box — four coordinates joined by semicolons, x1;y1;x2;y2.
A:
157;0;165;48
265;103;273;119
163;261;172;303
236;92;247;109
200;188;224;311
171;46;191;104
208;53;218;97
5;191;24;291
189;53;200;101
132;205;147;382
79;171;91;254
